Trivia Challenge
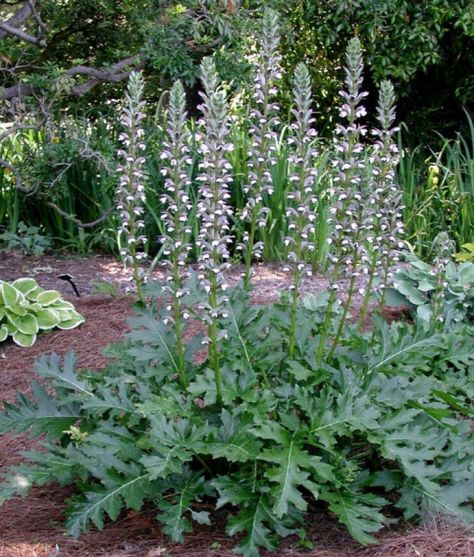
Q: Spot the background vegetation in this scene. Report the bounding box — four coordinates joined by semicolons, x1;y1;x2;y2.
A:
1;0;473;257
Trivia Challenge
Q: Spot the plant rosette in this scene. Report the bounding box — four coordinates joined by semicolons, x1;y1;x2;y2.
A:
0;278;84;347
0;289;472;556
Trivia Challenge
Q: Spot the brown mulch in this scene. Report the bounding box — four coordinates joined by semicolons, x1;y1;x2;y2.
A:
0;252;472;557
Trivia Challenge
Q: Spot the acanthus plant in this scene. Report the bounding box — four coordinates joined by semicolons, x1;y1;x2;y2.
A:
285;62;318;358
317;38;368;362
358;79;403;327
116;71;148;304
238;7;282;290
195;57;234;404
158;79;194;388
0;33;473;557
317;39;403;360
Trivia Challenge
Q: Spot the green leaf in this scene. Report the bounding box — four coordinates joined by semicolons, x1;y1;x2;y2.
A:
384;287;410;307
0;324;8;342
57;310;85;330
373;418;446;492
287;361;312;382
432;390;474;416
0;381;79;437
36;308;61;329
416;304;432;322
35;290;62;306
1;281;22;305
202;410;262;463
33;353;96;405
12;278;38;296
214;477;282;557
12;330;36;347
157;471;208;543
12;278;39;296
16;314;39;335
321;490;387;545
66;473;149;536
423;479;474;521
368;321;443;375
395;281;426;305
253;424;325;517
187;368;218;406
140;416;207;479
126;308;180;375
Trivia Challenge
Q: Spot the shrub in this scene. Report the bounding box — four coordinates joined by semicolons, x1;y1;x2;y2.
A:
0;222;52;256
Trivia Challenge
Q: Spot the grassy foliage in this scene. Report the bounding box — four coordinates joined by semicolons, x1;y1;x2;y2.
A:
399;114;474;257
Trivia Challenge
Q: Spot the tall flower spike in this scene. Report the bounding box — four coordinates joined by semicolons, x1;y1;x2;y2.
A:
317;37;368;362
116;71;148;304
238;7;282;289
196;57;233;403
285;63;318;357
359;79;403;324
158;79;193;387
430;232;454;330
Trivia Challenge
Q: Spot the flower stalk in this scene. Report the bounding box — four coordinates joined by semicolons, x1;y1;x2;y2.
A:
116;71;148;305
158;80;193;388
285;63;318;358
358;79;402;327
238;8;282;290
317;38;367;362
196;57;233;404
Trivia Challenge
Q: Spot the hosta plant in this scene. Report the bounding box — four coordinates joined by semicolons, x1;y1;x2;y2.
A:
0;293;472;556
386;254;474;327
0;278;84;347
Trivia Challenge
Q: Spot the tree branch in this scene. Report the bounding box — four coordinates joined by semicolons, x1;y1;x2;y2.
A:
0;20;45;46
0;0;34;37
0;54;143;100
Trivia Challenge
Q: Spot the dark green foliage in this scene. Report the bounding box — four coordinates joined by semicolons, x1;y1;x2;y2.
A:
385;255;474;326
274;0;474;141
0;286;473;555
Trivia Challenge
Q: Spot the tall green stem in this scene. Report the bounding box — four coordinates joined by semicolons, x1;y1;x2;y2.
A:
131;249;144;305
288;268;300;359
358;256;378;329
172;264;188;388
316;260;341;364
328;253;359;360
243;210;258;291
209;273;223;404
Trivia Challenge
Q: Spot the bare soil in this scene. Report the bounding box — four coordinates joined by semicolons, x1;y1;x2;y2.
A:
0;252;472;557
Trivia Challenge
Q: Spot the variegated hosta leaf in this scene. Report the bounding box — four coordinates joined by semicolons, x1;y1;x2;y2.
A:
0;278;84;346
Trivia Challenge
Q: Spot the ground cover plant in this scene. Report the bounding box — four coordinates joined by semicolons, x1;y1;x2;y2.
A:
0;13;473;557
0;277;84;347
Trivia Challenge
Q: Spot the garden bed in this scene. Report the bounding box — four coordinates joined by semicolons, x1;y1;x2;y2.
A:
0;253;473;557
